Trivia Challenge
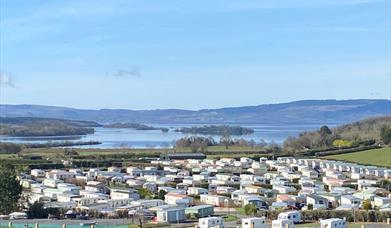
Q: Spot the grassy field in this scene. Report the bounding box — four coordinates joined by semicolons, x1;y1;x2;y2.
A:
18;146;265;157
296;222;391;228
325;147;391;167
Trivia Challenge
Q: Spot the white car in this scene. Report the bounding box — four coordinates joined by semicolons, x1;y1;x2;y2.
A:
9;212;28;220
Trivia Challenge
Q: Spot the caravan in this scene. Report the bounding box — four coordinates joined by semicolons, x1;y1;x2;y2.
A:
272;219;294;228
277;211;301;223
320;218;347;228
242;217;266;228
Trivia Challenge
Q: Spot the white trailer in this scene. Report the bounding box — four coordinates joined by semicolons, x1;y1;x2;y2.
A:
320;218;347;228
277;211;302;223
242;217;266;228
272;219;294;228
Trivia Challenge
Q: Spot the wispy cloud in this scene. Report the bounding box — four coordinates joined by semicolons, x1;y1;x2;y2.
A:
106;68;141;78
0;71;16;88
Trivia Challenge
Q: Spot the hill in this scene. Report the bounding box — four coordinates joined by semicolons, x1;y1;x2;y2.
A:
283;116;391;153
0;99;390;124
334;116;391;142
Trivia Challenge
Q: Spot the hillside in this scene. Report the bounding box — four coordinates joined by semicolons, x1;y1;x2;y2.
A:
283;116;391;153
0;117;100;137
334;116;391;142
0;99;390;124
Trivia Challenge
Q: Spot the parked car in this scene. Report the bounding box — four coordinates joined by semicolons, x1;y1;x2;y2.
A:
9;212;28;220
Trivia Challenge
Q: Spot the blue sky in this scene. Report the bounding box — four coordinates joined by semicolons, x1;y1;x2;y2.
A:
0;0;390;110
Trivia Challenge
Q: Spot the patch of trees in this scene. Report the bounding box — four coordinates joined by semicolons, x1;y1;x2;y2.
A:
0;163;23;214
380;125;391;145
174;136;281;153
0;142;22;154
283;116;391;153
175;136;216;152
175;125;254;136
103;122;169;132
27;202;60;219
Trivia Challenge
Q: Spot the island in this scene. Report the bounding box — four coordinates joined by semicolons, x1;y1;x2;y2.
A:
103;122;169;132
175;125;254;135
0;117;99;137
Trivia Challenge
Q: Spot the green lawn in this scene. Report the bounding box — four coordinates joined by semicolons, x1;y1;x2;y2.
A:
20;146;265;158
223;215;239;222
325;147;391;167
297;222;391;228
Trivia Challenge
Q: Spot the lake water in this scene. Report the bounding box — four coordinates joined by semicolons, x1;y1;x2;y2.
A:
0;123;331;148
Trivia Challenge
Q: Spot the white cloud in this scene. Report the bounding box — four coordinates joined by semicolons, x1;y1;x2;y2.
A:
0;72;16;88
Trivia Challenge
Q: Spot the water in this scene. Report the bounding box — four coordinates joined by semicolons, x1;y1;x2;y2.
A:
0;123;331;148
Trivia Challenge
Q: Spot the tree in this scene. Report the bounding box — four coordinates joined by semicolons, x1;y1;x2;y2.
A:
0;163;22;214
380;125;391;145
378;180;391;191
319;125;333;148
27;202;60;219
156;190;166;200
27;202;47;219
362;199;372;210
244;204;257;215
138;188;154;199
220;133;232;149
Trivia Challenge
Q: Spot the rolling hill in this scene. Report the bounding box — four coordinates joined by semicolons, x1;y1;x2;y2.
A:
0;99;390;124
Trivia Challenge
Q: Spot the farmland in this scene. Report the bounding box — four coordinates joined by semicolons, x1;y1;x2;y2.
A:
325;147;391;167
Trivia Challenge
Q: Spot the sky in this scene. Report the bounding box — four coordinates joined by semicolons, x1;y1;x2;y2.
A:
0;0;390;110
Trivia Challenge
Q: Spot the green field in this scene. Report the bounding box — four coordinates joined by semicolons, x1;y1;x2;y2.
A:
18;146;265;157
325;147;391;167
296;222;391;228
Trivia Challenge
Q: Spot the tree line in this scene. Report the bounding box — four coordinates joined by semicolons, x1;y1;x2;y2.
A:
174;135;281;153
103;122;169;132
175;125;254;136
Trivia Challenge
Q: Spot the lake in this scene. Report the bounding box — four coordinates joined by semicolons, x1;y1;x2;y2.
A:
0;123;331;148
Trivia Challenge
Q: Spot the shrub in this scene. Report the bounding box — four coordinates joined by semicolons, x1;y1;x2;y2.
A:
244;204;257;215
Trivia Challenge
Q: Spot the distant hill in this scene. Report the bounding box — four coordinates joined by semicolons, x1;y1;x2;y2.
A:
0;99;390;124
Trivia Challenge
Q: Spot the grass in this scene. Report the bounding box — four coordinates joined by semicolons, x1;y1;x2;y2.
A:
296;222;391;228
19;146;265;158
207;153;267;159
223;215;239;222
0;154;21;159
324;147;391;167
235;207;246;215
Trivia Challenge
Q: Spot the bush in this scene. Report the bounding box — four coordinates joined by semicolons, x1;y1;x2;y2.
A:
362;200;372;210
27;202;60;219
244;204;257;215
